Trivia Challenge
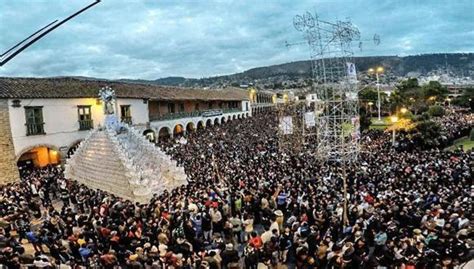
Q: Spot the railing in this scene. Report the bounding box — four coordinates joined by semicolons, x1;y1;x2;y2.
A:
222;108;241;113
26;122;45;136
150;111;201;121
150;108;242;122
121;116;133;125
79;119;94;130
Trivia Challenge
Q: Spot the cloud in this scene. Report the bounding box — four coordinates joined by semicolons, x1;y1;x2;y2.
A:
0;0;472;79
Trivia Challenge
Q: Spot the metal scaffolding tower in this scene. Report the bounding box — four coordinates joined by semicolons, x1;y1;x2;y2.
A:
293;11;361;163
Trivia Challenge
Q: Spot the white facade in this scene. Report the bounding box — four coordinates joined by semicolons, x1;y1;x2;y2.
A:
8;98;148;158
7;97;250;161
148;110;250;138
306;94;319;106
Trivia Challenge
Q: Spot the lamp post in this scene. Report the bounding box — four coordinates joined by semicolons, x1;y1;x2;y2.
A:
368;101;374;115
368;67;384;122
390;115;398;147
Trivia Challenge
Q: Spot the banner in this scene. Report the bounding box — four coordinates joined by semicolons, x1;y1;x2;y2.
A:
279;116;293;135
351;116;360;141
304;112;315;128
346;62;357;82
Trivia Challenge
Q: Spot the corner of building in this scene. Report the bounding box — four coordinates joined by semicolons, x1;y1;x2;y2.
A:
0;99;20;184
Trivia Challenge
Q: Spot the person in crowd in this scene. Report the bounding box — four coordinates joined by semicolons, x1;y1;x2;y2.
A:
0;109;472;268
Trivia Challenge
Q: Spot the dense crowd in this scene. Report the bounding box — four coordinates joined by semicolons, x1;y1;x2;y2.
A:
0;110;473;269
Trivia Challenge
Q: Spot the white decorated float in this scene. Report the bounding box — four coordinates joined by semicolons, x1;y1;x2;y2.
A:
64;87;187;203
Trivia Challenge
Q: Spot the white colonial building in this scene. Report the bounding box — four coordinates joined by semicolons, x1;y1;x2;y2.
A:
0;77;251;184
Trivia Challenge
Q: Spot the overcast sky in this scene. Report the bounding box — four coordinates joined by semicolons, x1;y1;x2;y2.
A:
0;0;472;79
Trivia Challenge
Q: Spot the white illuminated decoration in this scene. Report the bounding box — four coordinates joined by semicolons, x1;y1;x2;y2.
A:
99;86;116;115
65;87;187;204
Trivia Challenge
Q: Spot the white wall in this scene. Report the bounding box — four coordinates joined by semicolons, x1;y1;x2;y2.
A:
116;98;149;125
241;101;251;116
8;98;148;157
148;111;250;137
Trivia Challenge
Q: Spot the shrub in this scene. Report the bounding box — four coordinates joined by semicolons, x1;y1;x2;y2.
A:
470;129;474;141
415;112;431;122
427;105;445;117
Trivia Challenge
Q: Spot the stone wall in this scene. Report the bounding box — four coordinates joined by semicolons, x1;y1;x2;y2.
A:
0;99;20;184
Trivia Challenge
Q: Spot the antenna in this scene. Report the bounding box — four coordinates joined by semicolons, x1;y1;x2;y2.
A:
0;0;101;67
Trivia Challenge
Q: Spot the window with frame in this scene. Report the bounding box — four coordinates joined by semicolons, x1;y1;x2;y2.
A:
178;103;185;112
25;106;45;135
120;105;132;124
78;106;93;130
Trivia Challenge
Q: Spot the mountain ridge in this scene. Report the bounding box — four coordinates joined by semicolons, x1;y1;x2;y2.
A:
44;53;473;89
148;53;474;88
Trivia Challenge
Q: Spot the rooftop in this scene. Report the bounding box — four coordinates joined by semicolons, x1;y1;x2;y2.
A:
0;77;249;101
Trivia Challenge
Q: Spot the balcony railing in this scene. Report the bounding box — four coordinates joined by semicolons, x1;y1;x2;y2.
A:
79;119;94;130
222;108;240;113
150;108;242;122
121;116;133;125
26;123;45;136
150;111;201;121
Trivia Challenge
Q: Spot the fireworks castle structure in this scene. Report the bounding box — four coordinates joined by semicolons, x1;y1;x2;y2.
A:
291;11;373;163
64;87;187;203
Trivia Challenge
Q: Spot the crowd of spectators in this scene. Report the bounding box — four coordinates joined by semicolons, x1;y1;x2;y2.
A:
0;110;472;269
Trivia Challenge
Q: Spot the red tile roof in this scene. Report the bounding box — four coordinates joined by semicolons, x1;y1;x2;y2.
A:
0;77;249;101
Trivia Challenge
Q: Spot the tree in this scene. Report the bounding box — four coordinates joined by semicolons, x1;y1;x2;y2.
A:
412;120;442;148
427;105;445;117
452;88;474;109
359;87;379;103
390;78;423;113
389;79;448;115
359;106;371;131
422;81;448;100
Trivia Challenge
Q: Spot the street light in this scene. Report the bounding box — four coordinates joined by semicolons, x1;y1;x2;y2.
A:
390;115;398;147
368;101;374;115
368;66;384;122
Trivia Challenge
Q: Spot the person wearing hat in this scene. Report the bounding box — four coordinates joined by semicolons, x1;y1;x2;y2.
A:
273;210;284;232
413;229;425;243
100;250;117;268
220;243;239;269
204;251;220;269
127;253;142;268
